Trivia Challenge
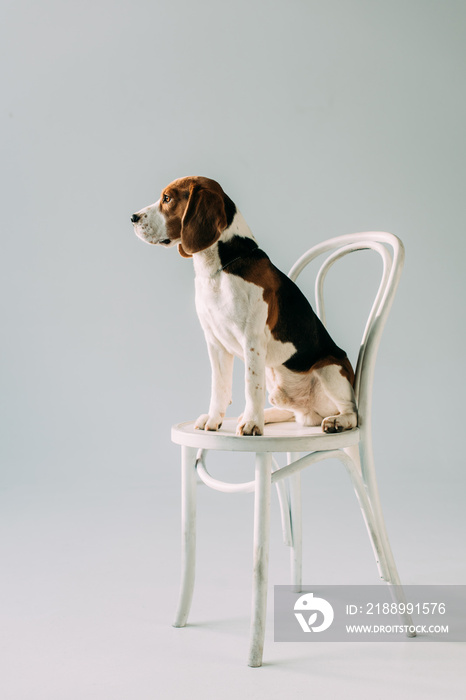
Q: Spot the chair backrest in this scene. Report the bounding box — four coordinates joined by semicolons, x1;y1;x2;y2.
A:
288;232;405;433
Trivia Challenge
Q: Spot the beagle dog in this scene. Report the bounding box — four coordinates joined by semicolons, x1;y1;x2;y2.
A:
132;176;357;437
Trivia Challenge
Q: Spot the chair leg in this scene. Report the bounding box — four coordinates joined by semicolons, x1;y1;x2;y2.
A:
272;458;292;547
358;439;416;635
173;445;198;628
287;452;302;592
248;452;272;668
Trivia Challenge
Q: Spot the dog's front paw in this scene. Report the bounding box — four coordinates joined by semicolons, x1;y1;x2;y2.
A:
195;413;223;431
236;417;264;436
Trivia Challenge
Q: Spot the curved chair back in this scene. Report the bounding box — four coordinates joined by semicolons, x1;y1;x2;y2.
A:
288;232;405;435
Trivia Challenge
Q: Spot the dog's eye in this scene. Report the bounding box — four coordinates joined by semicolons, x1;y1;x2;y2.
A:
163;194;171;203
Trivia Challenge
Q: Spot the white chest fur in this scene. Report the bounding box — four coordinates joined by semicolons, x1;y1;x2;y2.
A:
195;272;265;358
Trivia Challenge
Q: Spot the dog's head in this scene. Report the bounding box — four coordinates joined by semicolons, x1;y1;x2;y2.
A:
131;176;235;257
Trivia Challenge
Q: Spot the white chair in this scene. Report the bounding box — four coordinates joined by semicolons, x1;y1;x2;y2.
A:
171;231;414;667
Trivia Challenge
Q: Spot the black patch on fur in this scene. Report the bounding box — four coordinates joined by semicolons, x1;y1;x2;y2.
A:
218;235;260;267
270;267;347;371
222;193;237;229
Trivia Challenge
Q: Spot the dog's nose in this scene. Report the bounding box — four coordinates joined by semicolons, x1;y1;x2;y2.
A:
131;213;140;223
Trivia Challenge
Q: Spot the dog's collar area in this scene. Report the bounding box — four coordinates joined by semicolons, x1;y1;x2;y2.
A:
213;256;244;276
213;242;259;277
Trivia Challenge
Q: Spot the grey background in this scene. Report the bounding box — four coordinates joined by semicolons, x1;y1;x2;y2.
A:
1;1;465;698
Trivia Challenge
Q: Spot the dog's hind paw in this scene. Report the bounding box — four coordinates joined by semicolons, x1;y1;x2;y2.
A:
236;418;264;436
322;413;357;433
322;417;344;433
195;413;223;431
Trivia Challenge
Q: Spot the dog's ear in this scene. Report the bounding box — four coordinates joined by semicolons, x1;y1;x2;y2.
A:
177;242;192;258
180;183;227;255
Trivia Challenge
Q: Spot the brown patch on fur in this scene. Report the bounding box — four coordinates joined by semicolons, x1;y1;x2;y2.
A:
238;258;282;331
311;355;355;386
181;183;227;254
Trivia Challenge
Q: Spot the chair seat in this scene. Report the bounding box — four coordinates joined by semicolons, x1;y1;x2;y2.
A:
171;417;360;453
